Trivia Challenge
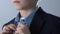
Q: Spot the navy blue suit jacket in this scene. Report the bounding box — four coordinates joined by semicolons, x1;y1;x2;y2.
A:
3;7;60;34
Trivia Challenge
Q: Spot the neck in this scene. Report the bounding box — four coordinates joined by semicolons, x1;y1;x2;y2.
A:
19;6;36;18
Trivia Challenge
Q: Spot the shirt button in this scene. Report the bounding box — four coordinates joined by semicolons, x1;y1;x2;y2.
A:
20;19;27;25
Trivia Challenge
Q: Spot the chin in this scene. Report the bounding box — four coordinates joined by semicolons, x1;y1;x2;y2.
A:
15;6;24;10
16;8;23;10
14;5;28;10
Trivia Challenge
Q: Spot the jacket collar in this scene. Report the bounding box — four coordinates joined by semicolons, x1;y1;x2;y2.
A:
29;7;47;34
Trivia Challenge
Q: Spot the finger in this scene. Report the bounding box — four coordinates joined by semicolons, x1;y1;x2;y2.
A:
2;30;9;33
3;26;10;31
2;26;13;34
9;24;16;28
17;23;25;28
7;24;16;30
2;29;11;34
17;23;21;27
2;24;15;34
2;31;13;34
15;29;23;34
2;28;14;34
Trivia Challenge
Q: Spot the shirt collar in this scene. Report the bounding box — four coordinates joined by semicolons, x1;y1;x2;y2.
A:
15;6;39;24
21;6;39;20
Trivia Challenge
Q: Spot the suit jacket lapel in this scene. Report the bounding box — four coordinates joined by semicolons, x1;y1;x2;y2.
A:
29;7;47;34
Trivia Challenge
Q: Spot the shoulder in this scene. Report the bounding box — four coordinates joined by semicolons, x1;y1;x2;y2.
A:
46;13;60;33
45;13;60;29
46;13;60;22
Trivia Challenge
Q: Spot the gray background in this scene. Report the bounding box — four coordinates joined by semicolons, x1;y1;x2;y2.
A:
0;0;60;31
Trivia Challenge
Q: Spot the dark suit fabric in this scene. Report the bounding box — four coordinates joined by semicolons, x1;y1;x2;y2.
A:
2;7;60;34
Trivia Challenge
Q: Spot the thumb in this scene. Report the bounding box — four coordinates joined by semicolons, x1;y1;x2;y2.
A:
17;22;25;28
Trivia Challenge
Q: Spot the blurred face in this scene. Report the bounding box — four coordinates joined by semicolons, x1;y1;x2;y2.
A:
11;0;37;10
